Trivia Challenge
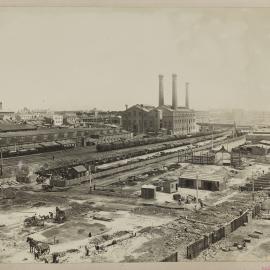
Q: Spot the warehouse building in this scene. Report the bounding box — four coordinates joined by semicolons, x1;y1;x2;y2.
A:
178;166;228;191
122;104;161;133
0;127;132;148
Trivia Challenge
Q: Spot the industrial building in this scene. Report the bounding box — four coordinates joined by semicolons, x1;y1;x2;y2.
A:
158;75;196;135
122;74;196;135
0;127;133;148
121;104;161;134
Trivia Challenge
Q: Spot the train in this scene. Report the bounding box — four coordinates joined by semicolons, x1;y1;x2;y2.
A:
0;140;76;158
93;133;229;173
96;131;226;152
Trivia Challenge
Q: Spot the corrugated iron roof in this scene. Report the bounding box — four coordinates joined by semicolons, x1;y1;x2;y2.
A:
179;171;225;182
72;165;87;173
141;184;156;189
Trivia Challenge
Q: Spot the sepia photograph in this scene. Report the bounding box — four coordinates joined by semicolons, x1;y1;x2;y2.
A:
0;1;270;267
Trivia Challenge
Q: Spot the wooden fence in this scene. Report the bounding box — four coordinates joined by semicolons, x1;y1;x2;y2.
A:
161;252;178;262
186;204;260;260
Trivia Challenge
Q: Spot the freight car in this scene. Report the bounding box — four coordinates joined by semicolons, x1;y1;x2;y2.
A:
96;131;223;152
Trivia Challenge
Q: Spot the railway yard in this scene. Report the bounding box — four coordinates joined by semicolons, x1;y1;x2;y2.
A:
1;132;270;263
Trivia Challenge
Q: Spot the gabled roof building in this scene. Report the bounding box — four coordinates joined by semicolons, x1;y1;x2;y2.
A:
122;74;196;135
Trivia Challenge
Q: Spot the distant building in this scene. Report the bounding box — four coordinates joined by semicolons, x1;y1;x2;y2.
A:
0;111;15;121
122;74;196;135
62;113;79;126
77;111;122;128
159;105;196;135
52;114;63;126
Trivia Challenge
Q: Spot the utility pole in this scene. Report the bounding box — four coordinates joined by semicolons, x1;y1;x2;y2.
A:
252;170;255;201
211;125;214;150
88;165;92;193
0;148;3;177
196;173;199;205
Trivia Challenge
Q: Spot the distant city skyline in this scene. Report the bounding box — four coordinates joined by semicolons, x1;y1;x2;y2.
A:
1;8;270;111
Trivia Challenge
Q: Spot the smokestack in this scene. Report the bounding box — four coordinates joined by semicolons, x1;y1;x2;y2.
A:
172;74;178;110
158;75;164;106
185;82;189;109
0;102;2;111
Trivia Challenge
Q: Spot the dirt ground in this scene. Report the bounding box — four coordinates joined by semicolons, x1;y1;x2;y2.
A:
0;193;176;263
1;156;269;263
195;217;270;261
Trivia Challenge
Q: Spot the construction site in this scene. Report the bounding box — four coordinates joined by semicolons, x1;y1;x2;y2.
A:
1;127;270;264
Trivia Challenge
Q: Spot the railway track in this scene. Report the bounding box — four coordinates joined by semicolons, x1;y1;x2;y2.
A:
92;135;246;187
1;131;229;171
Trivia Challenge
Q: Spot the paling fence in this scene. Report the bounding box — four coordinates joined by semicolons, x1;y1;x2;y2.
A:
187;235;210;259
209;226;225;244
185;206;260;260
52;175;89;187
252;204;261;218
161;252;178;262
230;210;248;232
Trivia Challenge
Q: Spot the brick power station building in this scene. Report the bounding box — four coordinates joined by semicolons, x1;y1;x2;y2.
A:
122;74;196;135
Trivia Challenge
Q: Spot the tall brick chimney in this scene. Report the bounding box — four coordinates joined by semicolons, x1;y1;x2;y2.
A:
172;74;178;110
185;82;189;109
158;74;164;107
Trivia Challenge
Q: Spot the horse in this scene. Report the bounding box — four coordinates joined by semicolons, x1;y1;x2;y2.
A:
26;237;50;255
26;237;39;253
55;207;66;223
35;242;50;255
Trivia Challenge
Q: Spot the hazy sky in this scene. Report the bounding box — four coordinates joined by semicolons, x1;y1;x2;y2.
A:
0;7;270;111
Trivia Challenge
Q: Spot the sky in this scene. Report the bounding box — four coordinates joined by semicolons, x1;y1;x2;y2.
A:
0;7;270;112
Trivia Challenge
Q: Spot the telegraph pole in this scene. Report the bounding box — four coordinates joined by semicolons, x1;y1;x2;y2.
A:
0;148;3;177
252;170;255;201
211;125;214;150
196;173;199;205
88;165;92;193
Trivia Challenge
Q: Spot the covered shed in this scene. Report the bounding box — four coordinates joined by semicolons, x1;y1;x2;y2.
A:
68;165;87;179
141;184;156;199
179;166;228;192
39;141;62;151
163;178;178;194
238;144;270;156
